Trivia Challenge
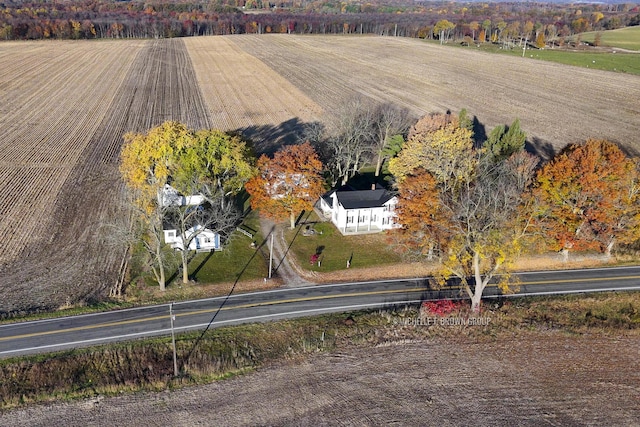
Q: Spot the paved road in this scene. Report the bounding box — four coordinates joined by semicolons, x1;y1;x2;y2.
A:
1;265;640;358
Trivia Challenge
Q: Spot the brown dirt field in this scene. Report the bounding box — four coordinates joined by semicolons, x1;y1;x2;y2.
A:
184;36;323;153
1;35;639;315
231;34;640;156
2;331;638;426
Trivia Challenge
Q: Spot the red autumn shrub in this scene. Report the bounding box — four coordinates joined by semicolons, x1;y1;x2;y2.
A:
421;299;463;316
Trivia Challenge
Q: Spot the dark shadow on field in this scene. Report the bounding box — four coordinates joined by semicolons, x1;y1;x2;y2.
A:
526;137;556;160
616;141;639;158
469;116;557;162
235;118;323;155
472;116;487;149
190;251;215;280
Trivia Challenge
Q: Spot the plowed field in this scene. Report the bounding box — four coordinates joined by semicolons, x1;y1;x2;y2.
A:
1;35;638;314
2;332;638;425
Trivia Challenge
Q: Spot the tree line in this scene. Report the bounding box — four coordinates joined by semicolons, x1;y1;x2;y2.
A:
2;0;639;41
119;107;640;312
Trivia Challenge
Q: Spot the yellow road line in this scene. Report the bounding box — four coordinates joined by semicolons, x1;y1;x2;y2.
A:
3;274;640;342
511;275;640;285
0;287;429;342
185;287;430;318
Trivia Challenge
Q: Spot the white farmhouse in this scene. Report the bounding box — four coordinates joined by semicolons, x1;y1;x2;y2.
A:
163;225;221;252
319;185;400;235
161;184;221;252
161;184;204;207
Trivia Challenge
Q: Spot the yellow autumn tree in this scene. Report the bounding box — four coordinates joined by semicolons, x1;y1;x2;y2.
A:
120;122;193;290
120;122;194;290
167;129;256;285
388;113;475;191
120;122;256;289
120;122;193;210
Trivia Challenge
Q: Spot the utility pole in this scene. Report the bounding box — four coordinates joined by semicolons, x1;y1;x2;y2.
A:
170;303;178;377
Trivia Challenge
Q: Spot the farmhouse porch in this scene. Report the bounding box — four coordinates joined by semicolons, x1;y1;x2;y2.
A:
318;185;399;235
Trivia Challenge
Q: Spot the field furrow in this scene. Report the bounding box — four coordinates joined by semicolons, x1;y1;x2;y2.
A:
0;41;144;272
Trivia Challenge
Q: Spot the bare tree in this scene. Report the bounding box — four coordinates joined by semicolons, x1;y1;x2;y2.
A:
322;97;377;186
371;103;412;177
105;188;176;291
436;151;539;312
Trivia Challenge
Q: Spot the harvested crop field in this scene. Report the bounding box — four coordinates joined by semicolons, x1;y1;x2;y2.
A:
231;35;640;156
2;331;638;426
1;35;639;314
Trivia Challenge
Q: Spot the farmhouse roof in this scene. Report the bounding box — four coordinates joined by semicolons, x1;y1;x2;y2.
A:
324;185;396;210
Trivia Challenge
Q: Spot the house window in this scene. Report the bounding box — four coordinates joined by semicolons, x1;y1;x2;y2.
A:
168;231;176;238
382;218;388;225
358;216;367;223
347;216;354;224
372;215;377;222
204;237;211;243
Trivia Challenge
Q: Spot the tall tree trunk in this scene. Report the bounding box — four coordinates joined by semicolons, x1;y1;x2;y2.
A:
156;244;166;291
375;151;383;177
471;252;485;313
290;210;296;229
605;238;615;258
182;252;189;284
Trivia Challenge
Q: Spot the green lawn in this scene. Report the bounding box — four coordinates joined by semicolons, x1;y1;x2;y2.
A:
284;211;403;272
580;26;640;51
188;210;269;284
452;32;640;75
519;48;640;74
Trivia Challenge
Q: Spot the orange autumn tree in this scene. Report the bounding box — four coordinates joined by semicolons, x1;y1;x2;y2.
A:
532;139;640;260
246;142;324;229
393;168;451;259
